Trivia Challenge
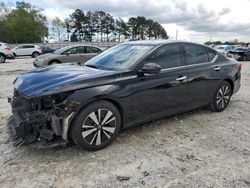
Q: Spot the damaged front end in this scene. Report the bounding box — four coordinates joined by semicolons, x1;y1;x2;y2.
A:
7;90;79;148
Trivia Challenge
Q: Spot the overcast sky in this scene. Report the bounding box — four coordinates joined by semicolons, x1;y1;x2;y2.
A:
3;0;250;43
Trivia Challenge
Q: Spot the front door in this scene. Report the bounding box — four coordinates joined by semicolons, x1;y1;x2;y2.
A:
130;44;188;122
62;46;84;63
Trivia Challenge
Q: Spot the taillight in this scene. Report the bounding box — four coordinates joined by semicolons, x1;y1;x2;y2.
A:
235;63;242;70
4;47;12;51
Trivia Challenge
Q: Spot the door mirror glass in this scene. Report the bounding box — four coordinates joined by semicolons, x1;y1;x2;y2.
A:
139;63;161;75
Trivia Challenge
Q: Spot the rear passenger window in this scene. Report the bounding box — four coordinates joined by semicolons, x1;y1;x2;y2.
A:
23;45;34;48
207;49;217;61
145;44;184;69
85;47;101;53
184;44;209;65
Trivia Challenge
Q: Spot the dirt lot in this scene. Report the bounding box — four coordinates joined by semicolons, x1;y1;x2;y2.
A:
0;58;250;188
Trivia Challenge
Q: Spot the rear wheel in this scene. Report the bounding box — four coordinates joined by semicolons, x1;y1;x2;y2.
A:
0;54;6;63
70;101;121;151
32;51;39;58
210;81;232;112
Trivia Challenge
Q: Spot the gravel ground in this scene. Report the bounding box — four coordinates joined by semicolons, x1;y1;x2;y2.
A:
0;58;250;188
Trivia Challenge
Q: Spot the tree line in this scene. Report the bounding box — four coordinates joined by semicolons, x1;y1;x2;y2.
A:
0;2;168;43
66;10;168;42
0;2;48;43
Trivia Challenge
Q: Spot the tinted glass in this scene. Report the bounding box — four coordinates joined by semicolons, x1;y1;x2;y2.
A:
23;45;34;48
54;46;72;54
65;47;84;54
184;44;209;65
86;47;101;53
145;44;183;69
207;49;216;61
85;44;153;71
76;46;85;54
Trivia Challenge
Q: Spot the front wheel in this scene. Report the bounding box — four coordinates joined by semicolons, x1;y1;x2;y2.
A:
210;81;232;112
0;54;6;63
70;101;121;151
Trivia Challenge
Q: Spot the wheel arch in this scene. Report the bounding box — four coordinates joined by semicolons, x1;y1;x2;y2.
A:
66;97;124;140
224;78;234;92
32;51;40;55
0;52;6;57
48;59;61;65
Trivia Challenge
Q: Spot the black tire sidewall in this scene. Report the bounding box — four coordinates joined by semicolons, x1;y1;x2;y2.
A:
71;101;121;151
0;54;6;63
212;81;232;112
32;52;39;58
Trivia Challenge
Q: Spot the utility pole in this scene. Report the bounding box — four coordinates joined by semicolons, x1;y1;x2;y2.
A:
175;25;178;40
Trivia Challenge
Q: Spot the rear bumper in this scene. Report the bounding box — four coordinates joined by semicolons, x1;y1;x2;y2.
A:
233;70;241;95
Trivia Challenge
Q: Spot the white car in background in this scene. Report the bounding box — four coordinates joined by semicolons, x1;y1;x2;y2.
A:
13;44;42;58
0;42;15;63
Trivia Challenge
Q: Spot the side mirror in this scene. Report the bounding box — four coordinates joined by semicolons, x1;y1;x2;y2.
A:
65;52;70;56
139;63;161;75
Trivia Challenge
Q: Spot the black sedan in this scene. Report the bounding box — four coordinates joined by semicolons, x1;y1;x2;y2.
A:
7;40;241;151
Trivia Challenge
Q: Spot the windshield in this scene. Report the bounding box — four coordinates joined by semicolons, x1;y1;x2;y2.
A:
54;46;72;54
85;44;154;71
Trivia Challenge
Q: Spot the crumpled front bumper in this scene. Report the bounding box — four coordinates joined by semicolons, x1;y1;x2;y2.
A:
7;91;77;148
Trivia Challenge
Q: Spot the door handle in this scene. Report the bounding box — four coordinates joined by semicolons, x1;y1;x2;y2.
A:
176;76;187;81
214;66;221;71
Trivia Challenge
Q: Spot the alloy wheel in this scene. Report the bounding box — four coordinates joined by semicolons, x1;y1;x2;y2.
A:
81;108;117;146
216;85;231;110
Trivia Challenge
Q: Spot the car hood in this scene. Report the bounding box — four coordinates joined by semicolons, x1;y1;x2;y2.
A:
14;63;119;97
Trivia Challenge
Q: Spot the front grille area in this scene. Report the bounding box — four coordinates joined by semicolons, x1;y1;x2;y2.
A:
7;116;35;146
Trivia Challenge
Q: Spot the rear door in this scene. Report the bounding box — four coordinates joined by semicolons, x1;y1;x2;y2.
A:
130;43;188;122
23;45;35;55
183;43;221;108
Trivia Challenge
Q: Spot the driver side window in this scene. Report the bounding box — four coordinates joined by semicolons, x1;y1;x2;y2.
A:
65;47;78;54
145;44;184;69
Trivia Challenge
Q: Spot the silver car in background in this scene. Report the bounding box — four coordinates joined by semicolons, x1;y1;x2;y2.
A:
33;45;102;67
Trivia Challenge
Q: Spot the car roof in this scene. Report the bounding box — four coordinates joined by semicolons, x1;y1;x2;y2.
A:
68;44;102;49
123;40;211;49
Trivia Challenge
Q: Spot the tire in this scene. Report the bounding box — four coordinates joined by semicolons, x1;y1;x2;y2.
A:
210;81;232;112
48;60;60;65
0;54;6;63
70;101;121;151
32;51;39;58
